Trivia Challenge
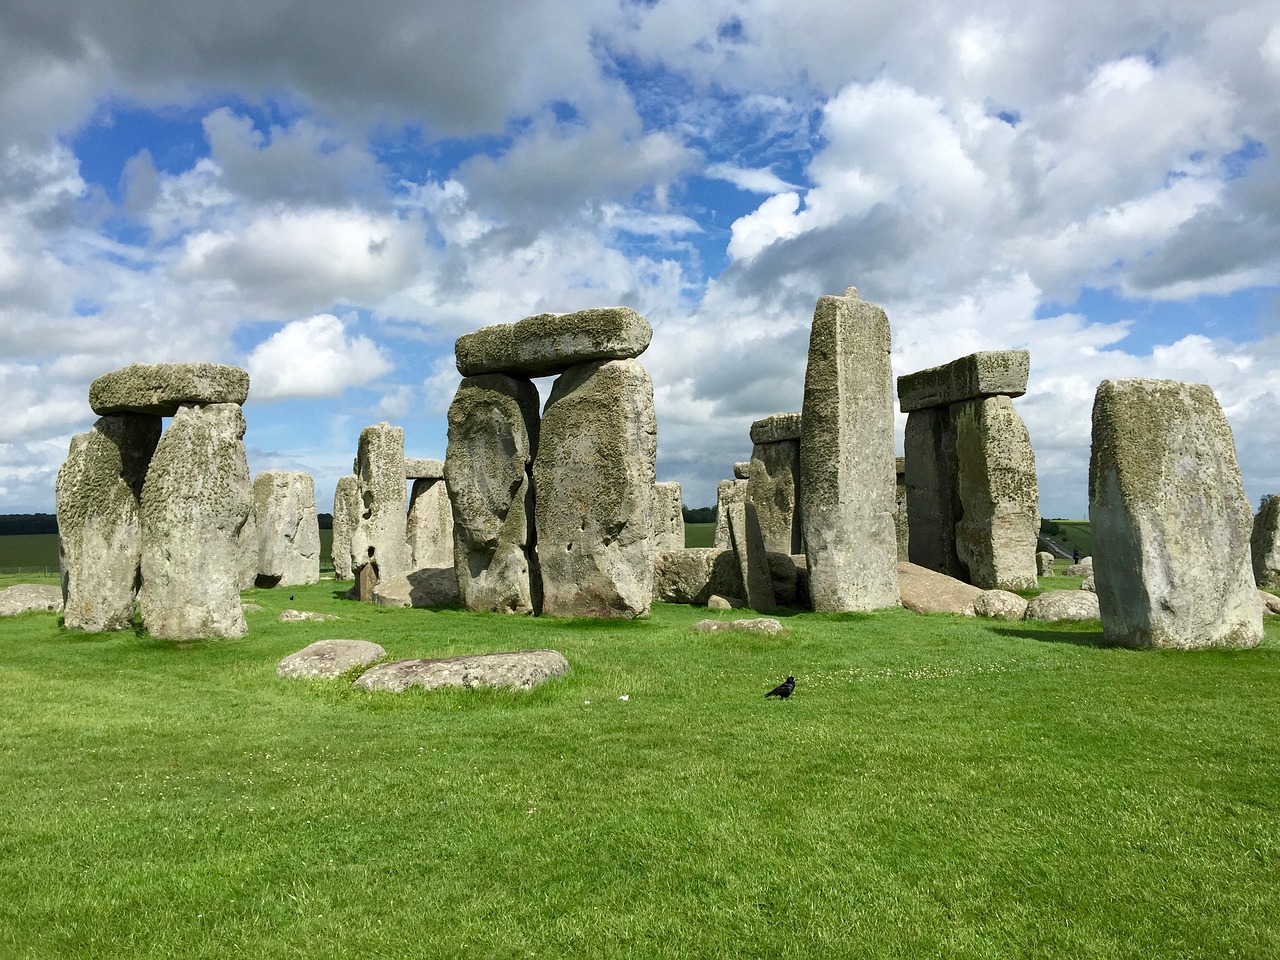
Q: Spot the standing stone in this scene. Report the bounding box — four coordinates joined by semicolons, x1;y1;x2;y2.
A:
1037;551;1056;577
251;470;321;587
714;478;748;549
138;403;252;639
1089;379;1262;649
894;457;909;562
728;501;776;611
652;481;685;553
331;475;359;580
408;476;455;570
953;396;1039;591
56;414;161;632
799;288;899;611
535;358;656;618
1250;496;1280;588
903;406;964;578
747;413;803;556
445;374;541;615
349;422;409;583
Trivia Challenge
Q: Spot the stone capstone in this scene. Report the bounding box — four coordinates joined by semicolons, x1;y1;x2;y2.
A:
404;458;445;480
896;561;979;616
331;475;359;580
407;476;455;571
1024;590;1100;622
652;481;685;553
350;422;409;582
749;412;802;445
454;307;652;378
251;470;321;587
353;650;569;692
896;350;1030;414
372;567;460;608
0;584;63;616
733;462;751;480
972;589;1029;620
277;639;386;679
89;362;250;416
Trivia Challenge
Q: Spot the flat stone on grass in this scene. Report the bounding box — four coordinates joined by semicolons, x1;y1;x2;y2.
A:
1024;590;1100;622
277;639;387;679
353;650;569;692
691;617;784;636
0;584;63;616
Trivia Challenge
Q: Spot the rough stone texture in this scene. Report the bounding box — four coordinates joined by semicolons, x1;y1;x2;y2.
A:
766;551;799;606
652;482;685;553
1064;556;1093;577
897;561;979;616
372;567;460;608
404;458;445;480
455;307;652;378
331;475;359;580
748;438;802;555
799;289;899;611
1250;496;1280;587
251;470;321;587
277;609;337;622
277;639;386;679
348;562;378;602
535;358;656;619
138;403;251;639
90;362;250;416
903;405;965;579
750;412;802;445
897;350;1030;414
1037;551;1056;576
707;594;744;610
1081;575;1096;592
690;617;784;636
56;414;160;632
714;479;748;548
407;477;455;570
1089;379;1262;649
973;589;1029;620
1024;590;1100;622
733;462;751;480
953;396;1040;591
894;456;909;562
445;374;541;615
0;584;63;616
350;422;409;583
354;650;569;692
653;548;743;605
1259;590;1280;615
728;501;776;611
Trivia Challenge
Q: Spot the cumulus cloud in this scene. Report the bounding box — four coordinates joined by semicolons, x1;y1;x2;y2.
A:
245;314;394;399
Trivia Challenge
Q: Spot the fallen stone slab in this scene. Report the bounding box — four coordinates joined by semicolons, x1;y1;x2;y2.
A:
0;584;63;616
897;350;1029;413
372;568;460;608
353;650;569;692
691;617;784;636
897;561;979;616
1259;590;1280;616
455;307;652;378
277;639;387;679
89;362;250;416
404;458;445;480
973;589;1029;620
277;609;338;622
1024;590;1100;622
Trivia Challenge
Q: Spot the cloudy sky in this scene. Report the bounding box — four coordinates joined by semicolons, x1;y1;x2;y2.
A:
2;0;1278;519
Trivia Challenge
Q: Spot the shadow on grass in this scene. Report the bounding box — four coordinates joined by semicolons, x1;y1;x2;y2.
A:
988;624;1113;648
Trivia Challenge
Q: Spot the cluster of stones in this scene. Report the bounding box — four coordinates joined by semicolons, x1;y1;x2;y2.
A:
899;350;1040;591
444;307;658;618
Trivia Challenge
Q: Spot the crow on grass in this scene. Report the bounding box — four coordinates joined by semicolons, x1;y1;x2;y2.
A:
765;676;795;699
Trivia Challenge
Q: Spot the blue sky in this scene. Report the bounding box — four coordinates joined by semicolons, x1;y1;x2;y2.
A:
2;0;1279;519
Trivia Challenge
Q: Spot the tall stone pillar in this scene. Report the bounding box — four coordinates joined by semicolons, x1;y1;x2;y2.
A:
746;412;803;556
407;460;455;571
251;470;321;587
349;422;408;583
331;475;359;580
652;481;685;553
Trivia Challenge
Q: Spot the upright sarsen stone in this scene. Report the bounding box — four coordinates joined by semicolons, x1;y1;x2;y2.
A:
56;414;161;631
714;478;748;549
652;481;685;553
408;475;455;570
535;358;657;618
1089;379;1262;649
138;403;252;639
747;433;803;556
445;375;541;615
350;423;409;582
903;405;964;578
1250;496;1280;588
252;470;321;587
331;475;359;579
799;289;899;611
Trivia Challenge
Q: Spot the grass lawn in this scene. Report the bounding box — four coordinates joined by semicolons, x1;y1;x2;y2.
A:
0;575;1277;959
685;522;715;548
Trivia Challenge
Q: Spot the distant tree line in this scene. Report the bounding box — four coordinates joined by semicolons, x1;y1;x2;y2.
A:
0;514;58;535
318;513;333;530
682;506;715;524
1040;518;1062;537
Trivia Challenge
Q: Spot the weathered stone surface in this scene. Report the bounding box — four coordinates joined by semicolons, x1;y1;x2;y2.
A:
1250;496;1280;587
953;396;1039;591
1259;590;1280;615
251;470;321;587
903;405;964;578
973;589;1029;620
407;477;455;570
347;562;378;602
372;567;460;608
894;457;909;562
277;609;337;622
1089;379;1262;649
733;462;751;480
1037;551;1056;576
750;412;802;446
56;414;160;632
90;362;250;416
714;478;748;548
748;438;802;555
652;482;685;553
277;639;386;679
455;307;652;378
691;617;784;636
799;289;899;611
1024;590;1100;622
535;358;656;619
404;458;445;480
1064;556;1093;577
897;350;1029;414
707;594;744;610
728;501;776;611
897;561;979;616
350;422;409;582
331;475;359;580
138;403;251;639
0;584;63;616
446;374;541;615
765;551;799;606
653;548;743;604
354;650;569;692
1080;575;1096;592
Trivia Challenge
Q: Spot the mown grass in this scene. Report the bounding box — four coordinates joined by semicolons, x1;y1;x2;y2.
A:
685;522;715;548
0;575;1277;959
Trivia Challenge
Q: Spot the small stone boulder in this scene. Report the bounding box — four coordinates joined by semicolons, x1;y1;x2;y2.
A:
691;617;784;636
455;307;652;378
0;584;63;616
1258;590;1280;616
973;589;1029;620
708;595;745;610
1081;575;1096;593
353;650;569;692
1024;590;1100;622
1036;551;1056;577
372;568;460;608
897;561;980;616
277;609;337;622
89;362;250;416
277;639;387;679
1064;557;1093;577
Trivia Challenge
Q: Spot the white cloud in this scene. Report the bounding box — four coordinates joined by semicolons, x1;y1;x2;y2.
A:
705;163;797;194
245;314;394;400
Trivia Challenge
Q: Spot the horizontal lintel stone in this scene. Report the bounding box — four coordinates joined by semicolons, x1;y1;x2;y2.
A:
90;362;250;416
749;411;802;445
897;350;1029;413
454;307;652;378
404;457;445;480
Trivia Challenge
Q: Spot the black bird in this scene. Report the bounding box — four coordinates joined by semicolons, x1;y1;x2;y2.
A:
765;676;795;699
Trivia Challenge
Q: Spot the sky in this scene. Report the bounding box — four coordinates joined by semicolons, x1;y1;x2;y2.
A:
2;0;1279;520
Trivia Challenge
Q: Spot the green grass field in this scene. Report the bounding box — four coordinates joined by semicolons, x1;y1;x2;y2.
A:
0;571;1276;959
1042;521;1093;560
685;521;715;547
